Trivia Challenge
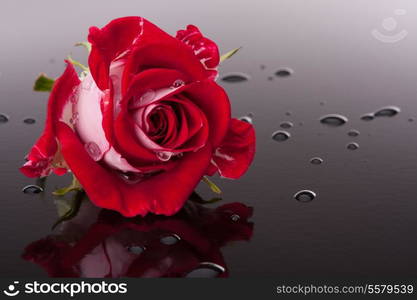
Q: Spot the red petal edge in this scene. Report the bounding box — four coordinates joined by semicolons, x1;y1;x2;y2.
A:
20;62;80;178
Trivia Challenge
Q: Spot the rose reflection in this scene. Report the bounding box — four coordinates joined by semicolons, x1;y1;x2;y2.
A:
22;197;253;278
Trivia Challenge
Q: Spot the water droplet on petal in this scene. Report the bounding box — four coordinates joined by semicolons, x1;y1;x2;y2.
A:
347;142;359;150
221;72;250;83
22;184;44;194
294;190;316;202
280;121;293;129
23;118;36;124
348;129;360;137
239;113;253;124
319;114;348;127
171;79;185;89
272;130;291;142
185;262;225;278
310;157;323;165
0;113;9;124
160;234;181;245
157;151;172;161
84;142;102;161
374;106;400;117
275;68;293;77
70;112;79;125
361;113;375;121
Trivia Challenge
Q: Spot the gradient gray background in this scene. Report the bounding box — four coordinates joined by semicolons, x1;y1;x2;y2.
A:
0;0;416;277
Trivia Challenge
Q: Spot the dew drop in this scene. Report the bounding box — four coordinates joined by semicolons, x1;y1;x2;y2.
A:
239;113;253;124
272;130;291;142
84;142;102;161
185;262;225;278
230;214;240;222
160;234;181;245
348;129;360;137
347;142;359;150
23;118;36;124
22;184;44;194
374;106;400;117
319;114;348;127
157;151;172;161
275;68;293;77
361;113;375;121
310;157;323;165
221;72;250;83
0;113;9;124
171;79;185;89
280;121;293;129
127;245;145;255
294;190;316;202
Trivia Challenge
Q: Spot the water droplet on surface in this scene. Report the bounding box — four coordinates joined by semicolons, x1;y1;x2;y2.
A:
408;118;414;122
171;79;185;89
127;245;145;255
382;17;397;31
221;72;250;83
348;129;360;137
84;142;102;161
230;214;240;222
285;111;292;116
23;118;36;124
347;142;359;150
374;106;400;117
294;190;316;202
185;262;225;278
319;101;325;106
319;114;348;127
22;185;43;194
160;234;181;245
239;113;253;124
260;64;266;70
280;121;293;129
361;113;375;121
267;76;274;81
275;68;293;77
272;130;291;142
310;157;323;165
0;113;9;124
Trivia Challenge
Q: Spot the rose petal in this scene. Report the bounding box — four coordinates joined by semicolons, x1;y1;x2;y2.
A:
210;118;255;179
20;62;80;177
57;122;212;217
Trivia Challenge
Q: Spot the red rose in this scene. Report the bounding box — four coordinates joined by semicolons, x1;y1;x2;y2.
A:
20;17;255;217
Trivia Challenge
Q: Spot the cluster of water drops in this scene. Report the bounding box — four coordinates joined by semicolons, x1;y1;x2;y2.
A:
0;113;37;125
221;66;294;83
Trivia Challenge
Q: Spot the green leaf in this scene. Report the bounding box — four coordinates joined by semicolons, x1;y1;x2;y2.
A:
220;47;241;63
75;41;92;53
189;191;222;204
202;176;222;194
52;189;85;230
33;73;55;92
67;55;89;72
53;175;82;196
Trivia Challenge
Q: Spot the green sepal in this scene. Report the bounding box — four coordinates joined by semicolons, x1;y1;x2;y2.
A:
67;55;89;72
53;175;82;196
52;189;85;230
220;47;241;63
189;191;222;204
33;73;55;92
75;41;92;53
202;176;222;194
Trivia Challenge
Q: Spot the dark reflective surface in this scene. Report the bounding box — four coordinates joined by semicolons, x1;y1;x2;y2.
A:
22;198;253;277
1;0;417;277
